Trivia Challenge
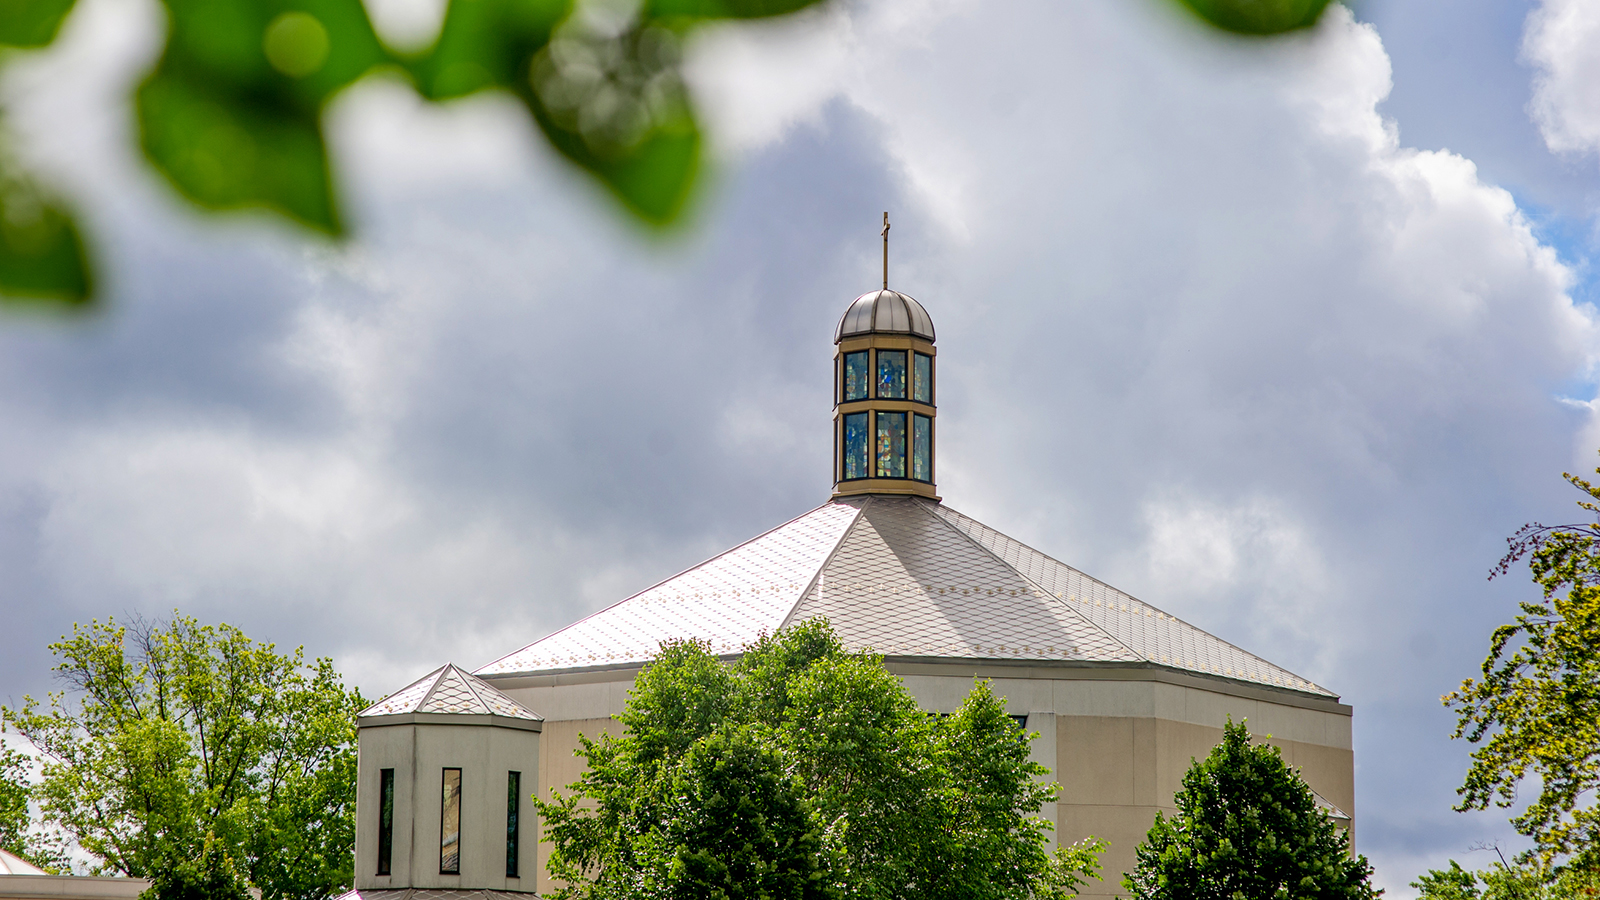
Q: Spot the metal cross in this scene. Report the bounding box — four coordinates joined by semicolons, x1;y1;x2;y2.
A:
881;212;890;290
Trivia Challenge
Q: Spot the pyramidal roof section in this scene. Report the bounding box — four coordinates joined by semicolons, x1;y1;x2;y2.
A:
360;663;542;721
476;498;1333;698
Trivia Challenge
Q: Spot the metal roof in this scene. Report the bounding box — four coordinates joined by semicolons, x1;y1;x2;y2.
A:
476;498;1333;698
0;850;47;876
360;663;543;721
835;290;936;343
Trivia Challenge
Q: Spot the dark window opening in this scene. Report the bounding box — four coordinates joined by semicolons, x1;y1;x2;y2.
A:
377;768;394;876
506;771;521;878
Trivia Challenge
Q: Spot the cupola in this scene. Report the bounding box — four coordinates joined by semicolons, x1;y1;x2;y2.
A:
833;215;937;500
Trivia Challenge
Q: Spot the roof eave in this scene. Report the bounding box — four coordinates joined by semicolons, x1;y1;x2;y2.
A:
357;711;544;732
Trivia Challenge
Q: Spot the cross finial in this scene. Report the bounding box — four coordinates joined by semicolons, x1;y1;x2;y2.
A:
881;212;890;290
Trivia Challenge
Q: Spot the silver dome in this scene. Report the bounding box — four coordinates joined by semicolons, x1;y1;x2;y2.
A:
834;290;936;343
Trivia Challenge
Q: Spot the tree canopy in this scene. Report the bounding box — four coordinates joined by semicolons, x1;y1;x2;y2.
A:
537;618;1104;900
0;0;1330;311
1411;857;1600;900
1122;718;1378;900
0;614;365;900
1446;461;1600;874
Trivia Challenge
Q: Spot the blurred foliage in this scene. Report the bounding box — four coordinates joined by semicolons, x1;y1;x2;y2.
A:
0;155;92;309
1172;0;1330;35
538;619;1106;900
1446;456;1600;873
0;614;366;900
1123;718;1380;900
0;0;1332;310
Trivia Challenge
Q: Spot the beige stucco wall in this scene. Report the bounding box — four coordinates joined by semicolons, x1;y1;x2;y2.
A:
493;661;1353;900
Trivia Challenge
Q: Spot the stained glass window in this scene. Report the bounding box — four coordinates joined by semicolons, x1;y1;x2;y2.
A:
913;353;933;404
877;350;907;399
843;413;869;480
912;414;932;482
440;768;461;874
377;769;394;876
843;351;869;402
507;771;521;877
877;412;906;478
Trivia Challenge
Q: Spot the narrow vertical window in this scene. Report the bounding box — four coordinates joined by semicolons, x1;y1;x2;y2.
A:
912;414;932;483
506;771;521;878
843;351;870;401
877;350;907;399
913;353;933;404
843;413;869;480
440;768;462;875
877;411;906;478
377;769;394;876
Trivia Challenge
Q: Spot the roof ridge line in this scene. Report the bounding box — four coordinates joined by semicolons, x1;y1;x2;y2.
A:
930;504;1334;695
775;497;871;634
473;500;849;675
911;499;1144;662
415;663;452;712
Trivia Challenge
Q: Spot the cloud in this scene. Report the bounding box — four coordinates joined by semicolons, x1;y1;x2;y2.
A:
0;0;1595;895
1525;0;1600;160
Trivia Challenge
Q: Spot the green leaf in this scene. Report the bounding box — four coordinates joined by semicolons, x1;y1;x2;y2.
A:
521;22;701;225
136;0;388;234
1172;0;1330;35
408;0;572;100
0;168;92;309
412;0;697;226
0;0;78;47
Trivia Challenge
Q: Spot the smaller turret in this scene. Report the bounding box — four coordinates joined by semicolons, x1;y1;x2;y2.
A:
353;664;543;895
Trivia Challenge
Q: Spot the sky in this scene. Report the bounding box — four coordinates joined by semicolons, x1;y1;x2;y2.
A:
2;0;1600;894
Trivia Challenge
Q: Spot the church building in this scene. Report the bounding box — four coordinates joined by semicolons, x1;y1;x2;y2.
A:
344;264;1354;900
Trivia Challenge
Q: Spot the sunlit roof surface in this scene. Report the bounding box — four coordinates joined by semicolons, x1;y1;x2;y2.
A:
477;498;1333;698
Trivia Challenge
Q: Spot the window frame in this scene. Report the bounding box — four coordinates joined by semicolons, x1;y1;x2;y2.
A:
841;411;871;481
440;767;462;875
876;410;907;479
506;770;521;878
911;413;932;483
876;349;908;400
842;350;870;402
913;352;934;405
377;768;394;876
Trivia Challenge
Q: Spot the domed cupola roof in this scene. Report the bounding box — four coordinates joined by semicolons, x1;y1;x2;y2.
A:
835;289;936;343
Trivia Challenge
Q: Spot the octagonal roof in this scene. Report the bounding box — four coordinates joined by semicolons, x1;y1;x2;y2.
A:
476;497;1333;699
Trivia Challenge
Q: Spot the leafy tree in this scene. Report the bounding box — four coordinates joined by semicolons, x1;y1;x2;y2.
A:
1413;861;1483;900
1122;718;1378;900
0;744;31;861
140;835;255;900
1411;858;1600;900
0;0;1330;311
1446;461;1600;872
0;743;72;873
538;619;1104;900
0;614;365;900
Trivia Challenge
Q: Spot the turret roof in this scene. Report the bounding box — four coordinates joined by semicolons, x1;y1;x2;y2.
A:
360;663;542;721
